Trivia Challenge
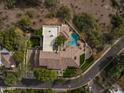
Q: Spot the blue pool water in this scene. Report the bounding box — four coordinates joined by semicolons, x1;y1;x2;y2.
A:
68;33;79;47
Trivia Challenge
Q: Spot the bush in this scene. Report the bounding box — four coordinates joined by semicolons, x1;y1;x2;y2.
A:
19;16;32;26
63;67;82;78
0;27;25;51
29;36;40;48
46;12;56;18
55;35;66;46
4;89;56;93
111;0;120;9
73;14;99;32
13;50;24;65
67;86;91;93
4;0;16;8
4;72;17;85
34;28;42;36
111;15;124;39
45;0;58;7
25;10;36;18
57;6;72;20
33;68;57;81
73;14;103;49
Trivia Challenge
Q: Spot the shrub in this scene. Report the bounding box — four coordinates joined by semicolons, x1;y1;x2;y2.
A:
4;72;17;85
4;0;16;8
63;67;82;78
30;36;40;47
19;16;32;26
55;35;66;46
111;15;124;39
13;50;24;65
25;10;36;18
45;0;58;7
73;14;103;49
57;6;72;20
33;68;57;81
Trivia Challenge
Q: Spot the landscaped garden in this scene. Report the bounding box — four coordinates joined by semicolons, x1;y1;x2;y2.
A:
0;27;28;86
80;56;94;73
55;35;66;46
63;55;94;78
0;0;124;90
73;14;103;50
29;36;40;48
33;68;57;82
63;67;82;78
28;28;43;48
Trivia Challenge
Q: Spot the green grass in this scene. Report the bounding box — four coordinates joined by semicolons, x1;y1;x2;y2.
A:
63;67;82;78
63;56;94;78
80;54;85;66
81;56;94;73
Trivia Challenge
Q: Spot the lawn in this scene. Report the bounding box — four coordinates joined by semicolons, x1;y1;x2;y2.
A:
81;56;94;73
63;56;94;78
63;67;82;78
80;54;85;66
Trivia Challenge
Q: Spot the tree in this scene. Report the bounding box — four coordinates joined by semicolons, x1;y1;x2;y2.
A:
111;0;120;9
73;14;99;32
86;31;103;49
34;28;42;36
111;15;124;39
4;72;17;85
33;68;57;82
45;0;58;7
57;6;72;20
104;54;124;82
30;37;40;47
73;14;103;49
13;50;24;65
0;27;25;51
4;0;16;8
55;35;66;46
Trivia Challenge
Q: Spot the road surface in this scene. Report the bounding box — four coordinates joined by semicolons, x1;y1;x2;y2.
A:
1;38;124;90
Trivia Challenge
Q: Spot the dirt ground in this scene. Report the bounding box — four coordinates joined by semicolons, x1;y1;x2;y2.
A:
0;0;116;31
60;0;116;27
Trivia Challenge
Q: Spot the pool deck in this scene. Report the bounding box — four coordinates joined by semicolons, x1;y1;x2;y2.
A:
27;24;85;70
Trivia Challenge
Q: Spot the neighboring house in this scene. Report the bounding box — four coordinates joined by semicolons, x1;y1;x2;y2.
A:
0;48;16;69
27;24;84;75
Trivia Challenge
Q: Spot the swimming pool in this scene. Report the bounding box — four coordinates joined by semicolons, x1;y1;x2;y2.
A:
68;33;78;47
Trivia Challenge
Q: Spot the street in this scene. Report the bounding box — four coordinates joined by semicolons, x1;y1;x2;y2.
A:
1;38;124;90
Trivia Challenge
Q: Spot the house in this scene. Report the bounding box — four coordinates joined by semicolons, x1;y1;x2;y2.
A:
27;24;84;75
0;48;16;68
42;25;60;52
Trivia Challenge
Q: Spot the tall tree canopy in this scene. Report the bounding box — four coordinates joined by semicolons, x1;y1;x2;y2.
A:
0;27;25;51
73;14;103;49
57;6;72;20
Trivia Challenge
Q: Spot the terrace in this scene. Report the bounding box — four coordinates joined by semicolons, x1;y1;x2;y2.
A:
27;24;85;72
